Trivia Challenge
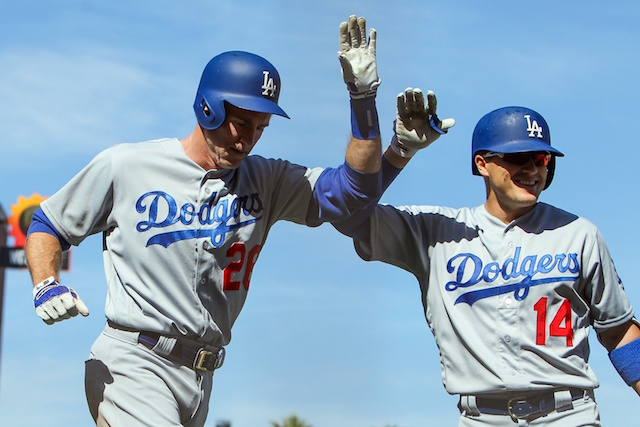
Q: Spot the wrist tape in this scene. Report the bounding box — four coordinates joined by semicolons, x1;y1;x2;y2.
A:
609;336;640;386
350;96;380;140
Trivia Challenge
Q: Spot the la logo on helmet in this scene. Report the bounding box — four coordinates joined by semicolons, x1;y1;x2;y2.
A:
524;114;544;139
262;71;277;98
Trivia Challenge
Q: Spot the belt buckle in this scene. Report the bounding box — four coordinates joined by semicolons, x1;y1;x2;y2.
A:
193;347;226;371
507;396;536;422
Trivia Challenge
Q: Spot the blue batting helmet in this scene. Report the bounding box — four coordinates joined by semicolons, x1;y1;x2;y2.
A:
471;106;564;189
193;51;289;130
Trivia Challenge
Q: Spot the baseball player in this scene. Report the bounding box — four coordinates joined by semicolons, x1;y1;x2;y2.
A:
334;88;640;426
25;16;384;427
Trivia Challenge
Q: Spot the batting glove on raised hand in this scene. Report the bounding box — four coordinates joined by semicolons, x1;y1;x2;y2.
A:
338;15;381;99
33;276;89;325
390;87;455;158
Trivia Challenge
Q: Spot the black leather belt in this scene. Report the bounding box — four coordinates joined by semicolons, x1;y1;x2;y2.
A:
466;388;588;421
137;331;225;372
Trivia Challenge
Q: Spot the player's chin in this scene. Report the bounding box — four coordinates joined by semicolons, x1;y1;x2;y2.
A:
221;152;248;169
512;189;541;207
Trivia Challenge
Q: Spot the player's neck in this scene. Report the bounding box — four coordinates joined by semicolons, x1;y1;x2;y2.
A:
181;127;220;171
484;198;537;224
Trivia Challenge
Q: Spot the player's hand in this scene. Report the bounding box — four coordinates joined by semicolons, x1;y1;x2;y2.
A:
338;15;380;99
390;87;455;158
33;276;89;325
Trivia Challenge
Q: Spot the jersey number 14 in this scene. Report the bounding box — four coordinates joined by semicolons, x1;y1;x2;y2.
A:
533;297;573;346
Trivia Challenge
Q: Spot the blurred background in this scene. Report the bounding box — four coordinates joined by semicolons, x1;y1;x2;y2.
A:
1;1;639;426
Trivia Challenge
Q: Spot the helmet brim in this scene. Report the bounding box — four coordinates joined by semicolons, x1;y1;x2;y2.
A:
225;94;289;119
476;139;564;157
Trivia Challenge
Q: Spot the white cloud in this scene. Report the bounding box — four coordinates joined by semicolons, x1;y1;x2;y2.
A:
0;47;192;161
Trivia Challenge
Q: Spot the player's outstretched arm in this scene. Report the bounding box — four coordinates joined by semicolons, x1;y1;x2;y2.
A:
599;320;640;396
331;88;454;240
25;227;89;325
338;15;382;174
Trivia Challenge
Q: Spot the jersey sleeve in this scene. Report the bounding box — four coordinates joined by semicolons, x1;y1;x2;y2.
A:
353;204;433;279
583;228;634;331
40;148;115;246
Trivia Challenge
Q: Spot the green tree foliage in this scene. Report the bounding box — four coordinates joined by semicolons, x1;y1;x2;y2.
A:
270;413;312;427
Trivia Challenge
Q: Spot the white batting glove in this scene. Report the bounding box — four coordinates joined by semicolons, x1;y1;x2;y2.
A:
33;276;89;325
338;15;381;99
390;87;456;158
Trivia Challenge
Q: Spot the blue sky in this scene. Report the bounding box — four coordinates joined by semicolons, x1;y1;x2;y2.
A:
1;1;640;426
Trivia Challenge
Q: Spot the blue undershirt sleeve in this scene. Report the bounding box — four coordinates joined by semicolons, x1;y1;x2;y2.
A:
380;154;403;193
306;161;381;227
27;208;72;251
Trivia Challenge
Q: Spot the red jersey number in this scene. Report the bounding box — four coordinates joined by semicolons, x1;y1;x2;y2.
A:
223;242;261;291
533;297;573;347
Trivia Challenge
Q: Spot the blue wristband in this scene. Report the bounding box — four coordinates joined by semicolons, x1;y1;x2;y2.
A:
350;96;380;140
609;336;640;386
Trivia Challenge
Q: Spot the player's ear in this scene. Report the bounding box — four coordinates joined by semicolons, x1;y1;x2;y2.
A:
475;154;490;177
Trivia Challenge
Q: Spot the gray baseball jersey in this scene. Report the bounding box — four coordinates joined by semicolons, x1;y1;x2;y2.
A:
41;137;327;348
354;202;633;395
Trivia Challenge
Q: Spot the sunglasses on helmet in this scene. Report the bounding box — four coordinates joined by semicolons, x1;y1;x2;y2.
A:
483;151;550;167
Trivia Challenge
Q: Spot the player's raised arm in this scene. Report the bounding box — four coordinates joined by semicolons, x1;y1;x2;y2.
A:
304;15;385;225
338;15;382;173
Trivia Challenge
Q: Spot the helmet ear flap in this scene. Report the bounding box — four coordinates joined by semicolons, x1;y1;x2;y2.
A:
194;95;225;130
543;155;556;190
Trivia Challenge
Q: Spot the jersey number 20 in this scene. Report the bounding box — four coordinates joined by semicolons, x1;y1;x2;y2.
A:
223;242;261;291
